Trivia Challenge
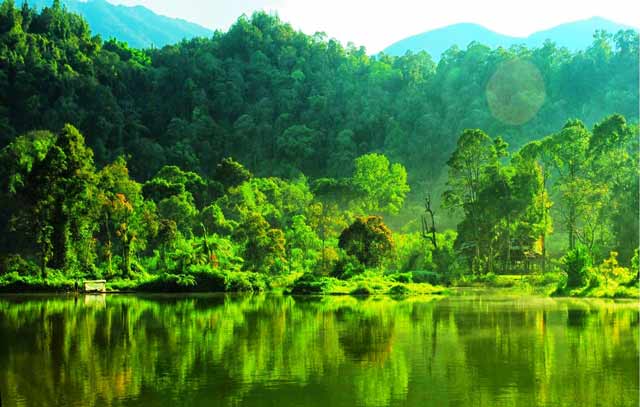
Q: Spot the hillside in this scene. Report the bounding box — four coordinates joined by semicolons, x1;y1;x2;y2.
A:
0;4;637;185
22;0;213;48
0;2;637;294
384;17;637;58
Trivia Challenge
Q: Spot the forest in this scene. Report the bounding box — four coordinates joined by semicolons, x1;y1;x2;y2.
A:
0;0;638;297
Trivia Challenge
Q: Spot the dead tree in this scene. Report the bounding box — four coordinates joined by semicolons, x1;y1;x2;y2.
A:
421;194;438;250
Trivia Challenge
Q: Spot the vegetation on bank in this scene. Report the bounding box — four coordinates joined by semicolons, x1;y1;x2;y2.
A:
0;2;637;298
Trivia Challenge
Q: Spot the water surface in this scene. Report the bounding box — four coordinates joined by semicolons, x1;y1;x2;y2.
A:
0;294;637;406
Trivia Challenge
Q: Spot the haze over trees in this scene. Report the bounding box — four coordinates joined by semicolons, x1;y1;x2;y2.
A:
0;1;637;297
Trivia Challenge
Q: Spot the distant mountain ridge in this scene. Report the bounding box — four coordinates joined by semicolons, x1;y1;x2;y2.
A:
22;0;213;48
383;17;638;59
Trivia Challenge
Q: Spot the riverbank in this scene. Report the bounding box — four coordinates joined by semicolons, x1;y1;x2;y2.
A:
1;270;636;299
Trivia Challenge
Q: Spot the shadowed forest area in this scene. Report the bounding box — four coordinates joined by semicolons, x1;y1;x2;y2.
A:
0;1;638;297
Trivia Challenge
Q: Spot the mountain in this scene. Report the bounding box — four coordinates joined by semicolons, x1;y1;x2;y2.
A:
383;17;637;59
22;0;213;48
384;23;519;59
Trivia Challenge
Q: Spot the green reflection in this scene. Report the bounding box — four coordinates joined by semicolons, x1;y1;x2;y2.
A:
0;295;637;407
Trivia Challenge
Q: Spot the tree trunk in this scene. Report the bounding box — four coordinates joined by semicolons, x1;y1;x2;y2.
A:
50;203;68;270
542;171;548;273
569;205;576;250
506;215;511;274
40;244;48;279
123;237;131;278
201;223;212;261
104;213;113;276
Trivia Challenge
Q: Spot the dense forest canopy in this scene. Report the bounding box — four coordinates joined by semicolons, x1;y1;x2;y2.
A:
0;1;637;295
0;0;637;183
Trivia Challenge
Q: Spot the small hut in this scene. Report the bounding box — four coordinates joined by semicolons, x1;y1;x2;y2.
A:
83;280;106;293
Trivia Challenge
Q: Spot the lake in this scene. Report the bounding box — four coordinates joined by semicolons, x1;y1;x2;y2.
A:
0;293;637;406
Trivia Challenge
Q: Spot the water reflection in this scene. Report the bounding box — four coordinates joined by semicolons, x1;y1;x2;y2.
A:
0;294;637;407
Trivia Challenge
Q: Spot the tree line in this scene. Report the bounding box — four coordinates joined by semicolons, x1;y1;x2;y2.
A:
0;1;637;294
0;0;637;184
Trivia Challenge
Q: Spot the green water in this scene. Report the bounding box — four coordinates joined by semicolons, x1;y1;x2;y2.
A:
0;294;637;407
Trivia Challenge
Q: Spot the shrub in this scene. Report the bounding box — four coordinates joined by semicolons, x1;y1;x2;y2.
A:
350;285;372;296
0;272;74;292
410;270;441;284
1;255;40;276
626;249;639;287
387;272;413;283
290;273;330;295
226;272;268;292
480;272;497;284
388;284;410;296
338;216;395;268
563;245;592;288
332;254;365;280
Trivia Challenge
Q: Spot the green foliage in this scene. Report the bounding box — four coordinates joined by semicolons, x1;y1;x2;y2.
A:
351;153;410;215
388;284;410;296
350;285;372;296
563;245;593;288
338;216;395;268
386;272;413;283
0;4;635;184
0;3;636;297
290;273;331;295
410;270;442;285
213;158;252;191
0;271;74;292
332;253;366;280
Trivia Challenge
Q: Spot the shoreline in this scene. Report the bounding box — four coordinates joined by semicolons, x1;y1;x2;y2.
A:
0;285;636;300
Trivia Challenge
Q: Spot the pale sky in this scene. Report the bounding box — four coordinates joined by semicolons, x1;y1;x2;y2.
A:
107;0;640;53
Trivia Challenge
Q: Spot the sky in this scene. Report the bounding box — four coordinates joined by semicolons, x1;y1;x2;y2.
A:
107;0;640;53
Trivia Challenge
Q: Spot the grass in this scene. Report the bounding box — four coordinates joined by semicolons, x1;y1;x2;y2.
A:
563;280;639;299
0;272;77;292
288;271;448;297
1;268;635;299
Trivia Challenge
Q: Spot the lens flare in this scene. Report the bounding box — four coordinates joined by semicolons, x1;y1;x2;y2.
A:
486;58;546;126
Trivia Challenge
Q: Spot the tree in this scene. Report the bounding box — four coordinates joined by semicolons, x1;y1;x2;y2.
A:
97;157;154;277
588;115;637;263
547;119;604;253
443;129;500;272
276;125;319;173
233;211;287;274
351;153;410;215
213;157;252;190
158;193;197;237
0;125;97;273
563;245;592;288
285;215;322;273
338;216;395;268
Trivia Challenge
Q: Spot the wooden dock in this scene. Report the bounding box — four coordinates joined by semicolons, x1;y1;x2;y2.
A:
83;280;107;293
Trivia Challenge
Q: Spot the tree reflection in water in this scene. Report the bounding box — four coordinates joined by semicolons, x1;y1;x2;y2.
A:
0;294;637;407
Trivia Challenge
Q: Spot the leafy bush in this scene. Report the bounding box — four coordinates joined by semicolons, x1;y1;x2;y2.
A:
563;245;592;288
0;255;40;276
0;272;74;292
350;285;372;296
290;273;331;294
332;254;365;280
338;216;395;268
409;270;441;285
627;249;639;287
226;272;268;292
388;284;410;296
526;272;563;286
480;272;497;284
387;272;413;283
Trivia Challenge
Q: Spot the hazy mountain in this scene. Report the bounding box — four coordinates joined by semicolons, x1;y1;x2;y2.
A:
383;17;637;59
23;0;213;48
